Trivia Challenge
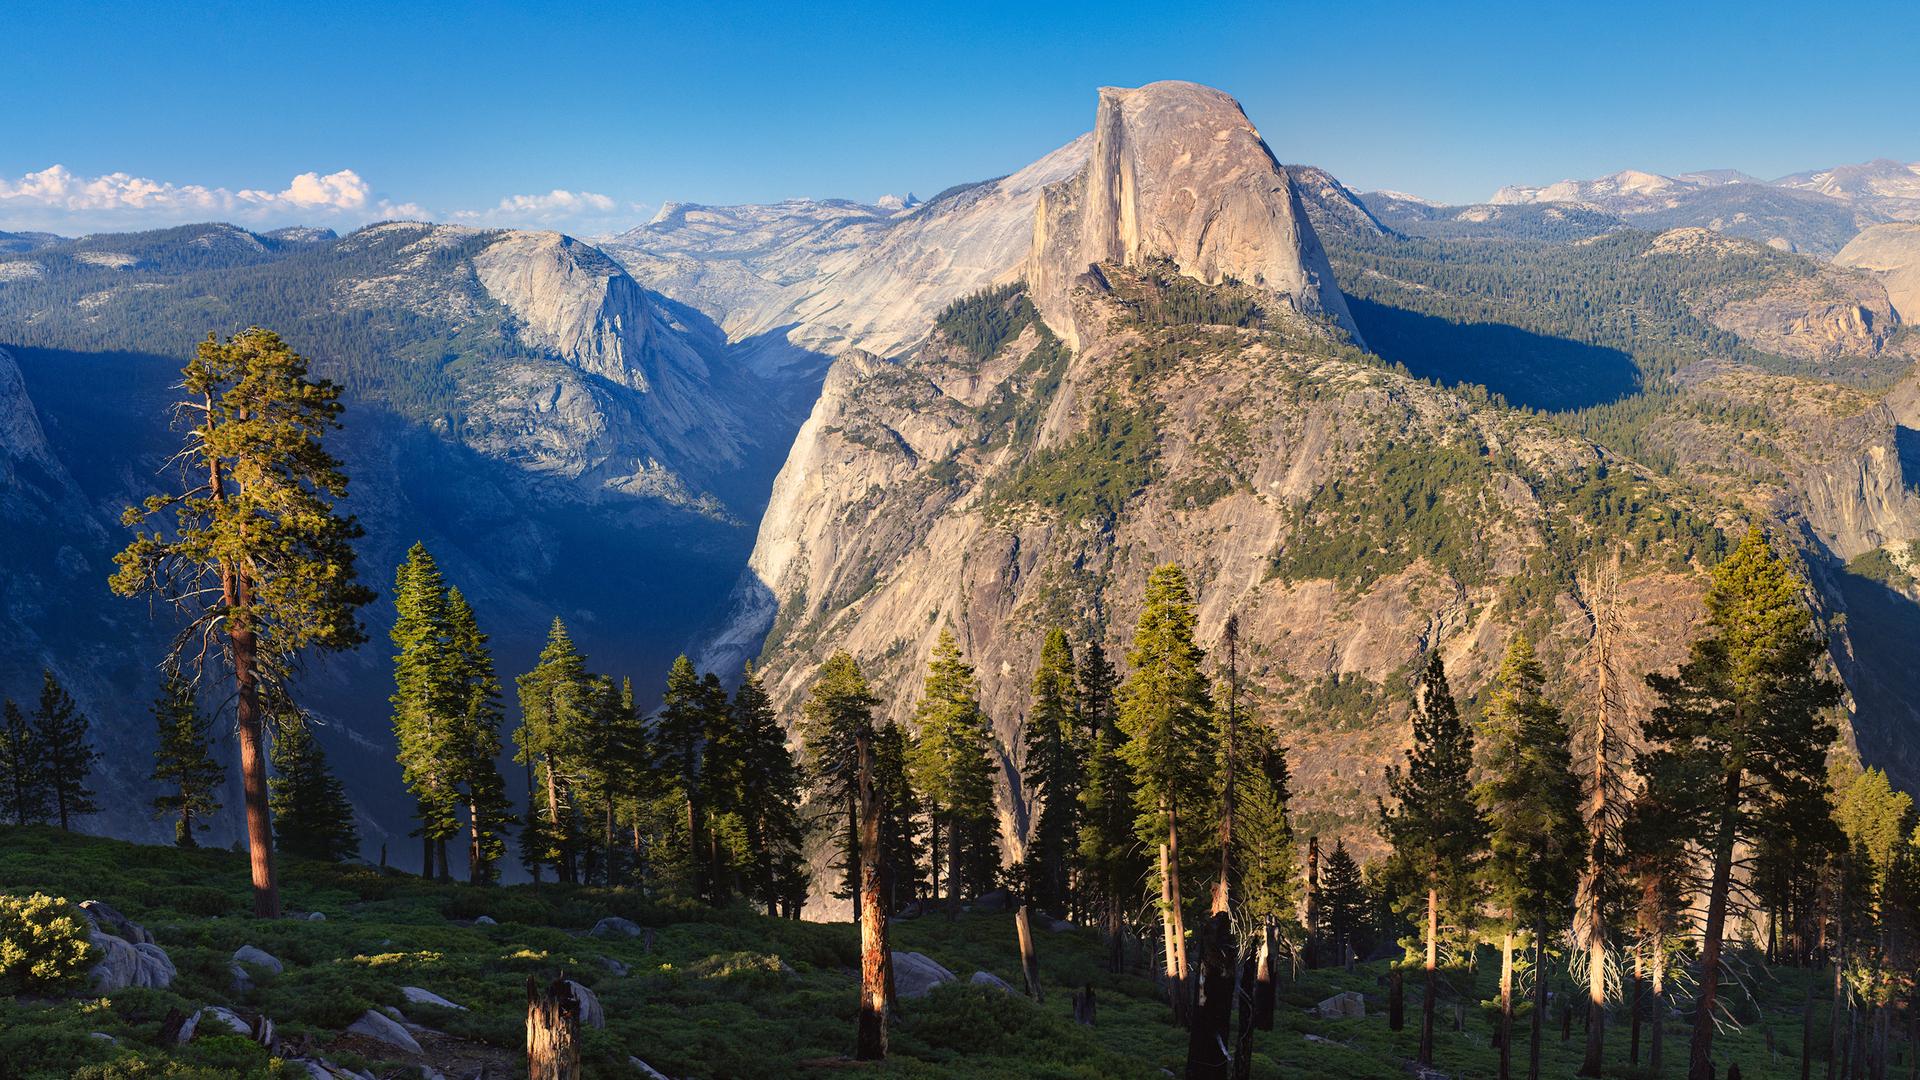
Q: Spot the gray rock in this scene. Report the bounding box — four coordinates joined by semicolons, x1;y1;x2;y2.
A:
88;1032;118;1044
1315;990;1366;1019
472;915;497;926
379;1005;405;1023
87;933;175;991
889;951;956;999
175;1006;249;1045
969;970;1016;994
307;911;326;922
600;955;630;976
590;916;643;939
232;944;284;975
346;1008;423;1054
229;963;252;995
566;980;605;1029
399;986;467;1011
79;900;152;945
628;1057;671;1079
971;889;1014;913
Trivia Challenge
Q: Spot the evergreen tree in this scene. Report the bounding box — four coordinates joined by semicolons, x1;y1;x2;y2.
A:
444;589;513;884
656;655;710;897
1233;714;1297;930
1077;639;1143;970
698;670;740;901
1118;563;1213;1018
1380;650;1486;1067
908;628;1001;907
1320;840;1369;963
389;543;460;879
514;619;592;884
732;664;808;917
268;716;358;862
149;671;223;847
32;671;97;830
112;328;374;916
800;652;879;916
1474;636;1583;1080
1023;626;1081;916
0;700;49;826
1621;770;1691;1078
1641;527;1840;1080
874;718;925;910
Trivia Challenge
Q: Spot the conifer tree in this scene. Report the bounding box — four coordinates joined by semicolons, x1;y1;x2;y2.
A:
32;671;98;830
1321;840;1369;963
1078;639;1143;970
1118;563;1213;1019
1474;636;1583;1080
268;716;358;862
1023;626;1082;916
1641;527;1840;1080
800;651;880;916
389;543;459;878
698;670;741;900
1380;650;1486;1067
150;671;223;847
732;664;808;916
907;627;1001;909
444;588;512;884
112;328;374;916
1574;558;1630;1077
1621;771;1690;1078
656;655;710;896
515;619;592;884
1233;715;1297;929
0;700;49;826
873;718;924;910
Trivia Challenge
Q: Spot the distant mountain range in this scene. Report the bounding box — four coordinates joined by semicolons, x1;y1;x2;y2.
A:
5;83;1920;877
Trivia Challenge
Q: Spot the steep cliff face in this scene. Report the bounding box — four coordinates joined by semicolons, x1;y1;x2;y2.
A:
1837;222;1920;322
736;274;1716;910
1026;82;1359;349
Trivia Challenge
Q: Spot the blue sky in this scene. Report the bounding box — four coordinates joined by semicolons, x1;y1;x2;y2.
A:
4;0;1916;235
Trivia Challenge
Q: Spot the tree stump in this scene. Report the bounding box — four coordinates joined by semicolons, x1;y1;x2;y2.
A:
1389;969;1405;1031
527;975;582;1080
1072;985;1097;1027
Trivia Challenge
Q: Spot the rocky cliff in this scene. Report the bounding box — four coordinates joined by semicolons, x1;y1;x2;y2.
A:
1837;222;1920;322
1025;82;1359;349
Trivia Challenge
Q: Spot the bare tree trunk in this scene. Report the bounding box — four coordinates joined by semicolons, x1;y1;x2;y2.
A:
1689;768;1742;1080
1633;939;1646;1067
470;798;486;884
1389;967;1405;1030
1499;930;1514;1080
1579;556;1622;1078
1015;894;1043;1002
231;611;279;918
1184;910;1233;1080
1253;917;1276;1031
1212;616;1238;917
1581;928;1607;1077
1651;945;1667;1078
855;728;888;1062
1420;886;1439;1066
1231;950;1258;1080
1531;916;1550;1080
438;836;451;883
526;976;582;1080
1831;907;1847;1080
1304;836;1321;968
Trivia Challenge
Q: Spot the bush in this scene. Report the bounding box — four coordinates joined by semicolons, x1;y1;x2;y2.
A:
153;886;236;918
0;893;98;995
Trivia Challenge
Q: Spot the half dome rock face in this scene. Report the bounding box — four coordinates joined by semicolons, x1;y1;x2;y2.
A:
1026;81;1360;348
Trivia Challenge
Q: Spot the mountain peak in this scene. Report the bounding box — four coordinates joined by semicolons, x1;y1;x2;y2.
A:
1025;80;1359;348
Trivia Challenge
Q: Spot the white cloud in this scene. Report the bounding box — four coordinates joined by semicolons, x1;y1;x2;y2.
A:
0;165;417;233
451;188;628;232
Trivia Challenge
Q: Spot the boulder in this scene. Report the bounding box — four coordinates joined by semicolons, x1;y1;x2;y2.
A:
566;980;606;1029
400;986;467;1011
472;915;497;926
232;944;284;975
175;1005;250;1044
969;970;1016;994
971;889;1015;913
88;934;175;991
306;911;326;922
890;951;956;999
628;1057;670;1079
600;955;630;976
590;916;643;939
1315;990;1366;1019
346;1008;423;1054
79;900;152;944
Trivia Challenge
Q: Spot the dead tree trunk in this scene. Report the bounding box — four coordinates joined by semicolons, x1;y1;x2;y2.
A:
1211;615;1239;917
527;976;582;1080
1304;836;1321;968
1420;886;1439;1065
1184;910;1234;1080
1231;949;1259;1080
1389;967;1405;1030
855;727;889;1061
1015;894;1043;1002
1253;917;1276;1031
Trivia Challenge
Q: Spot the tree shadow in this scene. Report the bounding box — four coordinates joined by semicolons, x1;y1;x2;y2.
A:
1345;297;1642;412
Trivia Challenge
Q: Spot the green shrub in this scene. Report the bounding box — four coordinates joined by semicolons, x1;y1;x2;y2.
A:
0;893;98;995
153;886;236;918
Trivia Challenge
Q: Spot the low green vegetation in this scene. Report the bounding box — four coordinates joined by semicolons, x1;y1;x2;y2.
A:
987;395;1158;524
1270;440;1496;585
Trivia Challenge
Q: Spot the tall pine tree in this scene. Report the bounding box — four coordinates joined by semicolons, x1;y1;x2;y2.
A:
732;664;808;917
32;671;97;830
907;628;1001;909
389;543;460;879
515;619;592;883
1642;527;1840;1080
150;671;223;847
800;651;880;917
0;700;49;826
1380;650;1486;1067
1078;639;1143;971
1023;626;1082;916
445;588;513;884
268;715;358;862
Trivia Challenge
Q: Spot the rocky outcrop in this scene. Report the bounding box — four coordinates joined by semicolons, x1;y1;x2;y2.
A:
1837;222;1920;322
891;952;957;999
346;1009;422;1055
565;980;606;1029
1025;82;1359;349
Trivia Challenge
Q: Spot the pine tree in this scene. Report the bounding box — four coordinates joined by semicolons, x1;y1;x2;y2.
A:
800;652;880;916
32;671;98;830
514;619;593;884
1320;840;1369;963
1023;626;1081;916
268;716;358;862
907;627;1001;909
1233;714;1297;929
873;718;924;910
698;670;740;901
444;589;513;884
389;543;460;879
1474;636;1583;1080
1574;557;1631;1077
1078;639;1143;971
1621;769;1691;1078
149;671;223;847
732;663;808;917
0;700;49;826
1380;650;1486;1067
1641;527;1840;1080
1118;563;1213;1019
656;655;710;898
112;328;375;916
